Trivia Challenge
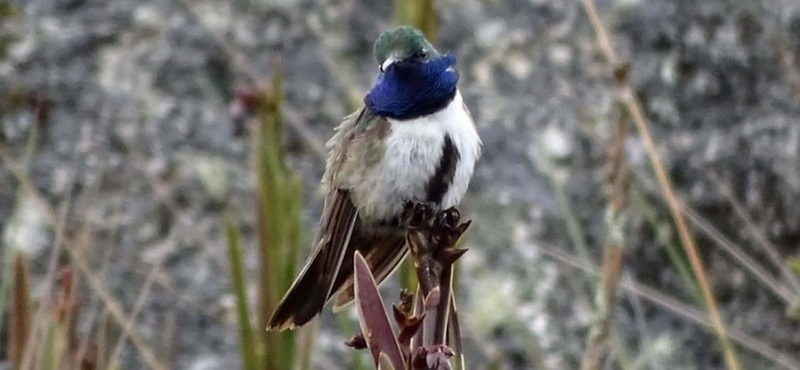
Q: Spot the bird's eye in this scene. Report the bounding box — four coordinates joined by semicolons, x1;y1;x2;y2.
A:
415;51;428;59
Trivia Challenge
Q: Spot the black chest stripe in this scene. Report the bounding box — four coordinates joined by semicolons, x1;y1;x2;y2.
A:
426;135;460;204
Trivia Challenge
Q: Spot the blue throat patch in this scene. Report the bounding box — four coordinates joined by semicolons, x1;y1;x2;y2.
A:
364;54;459;120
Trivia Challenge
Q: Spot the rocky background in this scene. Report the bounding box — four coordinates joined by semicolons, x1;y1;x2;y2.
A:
2;0;800;369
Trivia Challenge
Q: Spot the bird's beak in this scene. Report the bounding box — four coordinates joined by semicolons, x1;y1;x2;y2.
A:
381;54;400;72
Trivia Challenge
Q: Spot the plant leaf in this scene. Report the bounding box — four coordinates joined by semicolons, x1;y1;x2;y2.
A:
353;251;407;370
448;294;466;370
8;252;32;369
378;352;397;370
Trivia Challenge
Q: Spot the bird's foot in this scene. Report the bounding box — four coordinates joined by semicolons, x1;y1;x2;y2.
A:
402;202;471;260
433;207;470;249
402;201;437;229
402;203;470;243
436;207;460;229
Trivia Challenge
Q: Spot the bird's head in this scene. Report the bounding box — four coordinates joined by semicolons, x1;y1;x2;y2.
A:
366;26;457;119
373;26;441;73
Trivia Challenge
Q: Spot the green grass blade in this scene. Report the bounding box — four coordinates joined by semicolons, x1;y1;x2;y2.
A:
632;188;702;303
225;216;262;370
253;68;301;369
395;0;437;41
37;318;67;370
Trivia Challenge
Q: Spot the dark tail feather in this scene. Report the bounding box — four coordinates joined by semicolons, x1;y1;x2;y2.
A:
267;190;358;331
268;235;407;330
266;246;339;331
332;236;408;310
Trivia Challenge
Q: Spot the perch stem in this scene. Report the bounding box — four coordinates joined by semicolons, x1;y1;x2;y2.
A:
404;203;469;369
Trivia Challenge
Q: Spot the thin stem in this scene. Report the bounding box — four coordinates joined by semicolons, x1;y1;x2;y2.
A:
718;178;800;293
0;148;168;370
535;242;800;370
581;101;629;370
637;175;793;303
578;2;742;369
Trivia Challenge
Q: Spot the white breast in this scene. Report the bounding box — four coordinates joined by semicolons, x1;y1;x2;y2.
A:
355;90;482;221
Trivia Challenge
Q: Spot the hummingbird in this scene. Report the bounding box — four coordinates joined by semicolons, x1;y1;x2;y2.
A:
267;25;482;331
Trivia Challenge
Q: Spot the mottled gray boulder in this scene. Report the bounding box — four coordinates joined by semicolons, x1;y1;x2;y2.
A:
1;0;799;369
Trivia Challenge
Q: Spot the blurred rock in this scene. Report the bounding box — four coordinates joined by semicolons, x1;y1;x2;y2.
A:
2;190;50;257
2;0;800;369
